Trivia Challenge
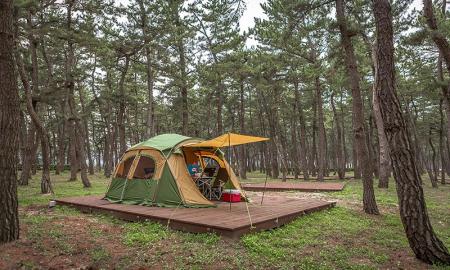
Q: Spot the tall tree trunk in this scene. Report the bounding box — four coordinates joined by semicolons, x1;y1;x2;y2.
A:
238;78;247;179
20;125;35;185
19;111;27;173
66;0;77;182
16;54;53;194
138;0;155;139
291;87;300;179
352;138;361;178
16;10;52;193
438;55;450;176
315;76;326;181
439;99;446;184
373;86;390;187
78;87;94;175
68;135;78;181
65;0;90;187
117;55;130;155
74;117;91;188
331;92;345;179
0;0;20;243
336;0;379;214
428;127;439;188
174;8;189;135
311;99;317;177
294;81;309;180
373;0;450;264
424;0;450;176
55;115;66;175
216;82;224;135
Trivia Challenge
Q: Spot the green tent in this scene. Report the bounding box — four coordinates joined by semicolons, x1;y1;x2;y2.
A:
104;134;246;208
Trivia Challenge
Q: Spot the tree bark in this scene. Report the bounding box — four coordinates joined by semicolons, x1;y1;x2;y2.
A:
16;51;53;194
238;78;247;179
138;0;155;139
311;99;317;177
373;0;450;264
372;64;391;188
19;124;35;185
424;0;450;177
55;114;66;175
439;99;446;184
65;0;90;187
0;0;20;243
336;0;379;214
78;86;94;175
315;76;326;181
117;55;130;156
428;127;439;188
331;92;346;179
294;80;310;180
174;8;189;135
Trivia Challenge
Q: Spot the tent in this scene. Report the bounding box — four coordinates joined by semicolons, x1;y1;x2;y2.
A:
104;133;268;208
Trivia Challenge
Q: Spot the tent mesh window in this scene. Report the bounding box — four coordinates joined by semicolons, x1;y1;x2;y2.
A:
132;156;156;179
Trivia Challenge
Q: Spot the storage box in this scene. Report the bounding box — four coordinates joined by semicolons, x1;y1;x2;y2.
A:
221;189;241;202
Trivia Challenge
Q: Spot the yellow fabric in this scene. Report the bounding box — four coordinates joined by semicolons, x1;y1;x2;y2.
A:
127;152;141;179
139;149;166;180
167;154;213;206
185;133;269;148
223;159;246;199
197;154;225;168
182;147;200;165
113;150;139;178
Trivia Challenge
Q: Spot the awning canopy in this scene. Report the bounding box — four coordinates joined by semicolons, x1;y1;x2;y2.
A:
185;133;269;148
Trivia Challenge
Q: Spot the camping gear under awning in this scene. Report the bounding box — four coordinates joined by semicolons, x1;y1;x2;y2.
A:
185;133;269;148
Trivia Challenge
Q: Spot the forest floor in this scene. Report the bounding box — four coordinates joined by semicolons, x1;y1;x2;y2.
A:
1;171;449;270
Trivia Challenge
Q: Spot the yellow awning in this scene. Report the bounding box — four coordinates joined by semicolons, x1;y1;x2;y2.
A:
185;133;269;148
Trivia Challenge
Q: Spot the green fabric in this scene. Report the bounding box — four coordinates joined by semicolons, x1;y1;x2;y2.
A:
129;134;193;152
122;179;158;205
154;164;183;206
104;178;126;202
104;178;157;205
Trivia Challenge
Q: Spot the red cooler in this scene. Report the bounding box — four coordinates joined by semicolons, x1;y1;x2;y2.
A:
221;189;241;202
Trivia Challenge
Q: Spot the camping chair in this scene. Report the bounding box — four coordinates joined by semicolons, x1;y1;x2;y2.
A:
202;167;221;200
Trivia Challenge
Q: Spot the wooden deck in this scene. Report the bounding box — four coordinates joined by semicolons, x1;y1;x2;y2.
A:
55;195;335;238
242;182;346;192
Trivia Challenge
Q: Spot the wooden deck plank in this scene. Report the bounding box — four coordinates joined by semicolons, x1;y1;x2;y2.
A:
277;175;353;180
242;182;346;192
55;195;335;238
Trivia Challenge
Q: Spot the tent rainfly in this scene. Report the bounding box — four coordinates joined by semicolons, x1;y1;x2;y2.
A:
104;133;268;208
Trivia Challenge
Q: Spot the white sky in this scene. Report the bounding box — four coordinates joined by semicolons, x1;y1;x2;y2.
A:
238;0;424;47
115;0;424;46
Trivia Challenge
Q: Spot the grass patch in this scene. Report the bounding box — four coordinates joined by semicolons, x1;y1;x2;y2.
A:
241;207;373;268
181;232;220;245
122;221;168;247
90;247;111;263
18;171;108;206
12;170;450;269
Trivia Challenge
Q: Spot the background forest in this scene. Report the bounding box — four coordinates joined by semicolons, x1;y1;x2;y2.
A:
14;0;450;190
